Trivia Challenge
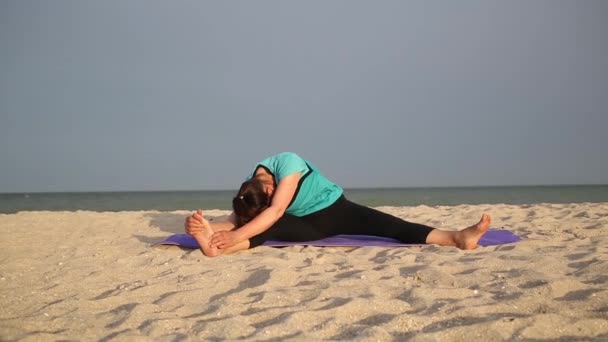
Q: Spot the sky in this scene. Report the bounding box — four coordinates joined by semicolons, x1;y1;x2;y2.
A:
1;1;607;192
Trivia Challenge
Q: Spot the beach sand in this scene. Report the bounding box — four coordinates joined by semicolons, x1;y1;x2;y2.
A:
1;203;607;341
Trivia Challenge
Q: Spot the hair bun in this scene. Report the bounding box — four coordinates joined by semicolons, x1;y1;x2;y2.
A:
232;178;271;226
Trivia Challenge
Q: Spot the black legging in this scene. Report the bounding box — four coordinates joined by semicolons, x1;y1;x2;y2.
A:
249;195;434;248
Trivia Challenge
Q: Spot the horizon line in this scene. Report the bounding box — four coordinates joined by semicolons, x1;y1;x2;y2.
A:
1;183;607;195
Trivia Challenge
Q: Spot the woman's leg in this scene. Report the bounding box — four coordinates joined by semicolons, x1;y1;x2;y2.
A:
248;214;332;248
312;196;490;249
425;214;491;249
320;197;434;243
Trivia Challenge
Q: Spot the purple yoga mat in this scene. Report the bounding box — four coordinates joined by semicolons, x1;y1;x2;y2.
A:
153;229;520;249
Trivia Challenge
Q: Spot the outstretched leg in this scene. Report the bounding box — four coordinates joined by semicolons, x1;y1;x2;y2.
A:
320;197;434;244
313;197;491;250
425;214;491;249
208;212;239;232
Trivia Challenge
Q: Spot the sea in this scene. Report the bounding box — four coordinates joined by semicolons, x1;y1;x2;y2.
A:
1;185;607;214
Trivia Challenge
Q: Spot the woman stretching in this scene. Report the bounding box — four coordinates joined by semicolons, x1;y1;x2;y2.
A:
185;152;490;257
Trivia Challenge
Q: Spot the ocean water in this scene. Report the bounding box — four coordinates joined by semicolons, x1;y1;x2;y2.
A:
1;185;607;214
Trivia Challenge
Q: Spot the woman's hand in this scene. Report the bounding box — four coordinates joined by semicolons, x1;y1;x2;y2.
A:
210;230;243;249
184;209;206;236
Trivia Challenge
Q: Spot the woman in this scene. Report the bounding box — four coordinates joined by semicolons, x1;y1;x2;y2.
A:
185;152;490;257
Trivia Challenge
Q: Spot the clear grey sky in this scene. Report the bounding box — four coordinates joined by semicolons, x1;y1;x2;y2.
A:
1;1;607;192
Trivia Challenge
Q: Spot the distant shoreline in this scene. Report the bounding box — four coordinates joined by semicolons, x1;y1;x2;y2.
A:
2;183;607;195
2;185;608;214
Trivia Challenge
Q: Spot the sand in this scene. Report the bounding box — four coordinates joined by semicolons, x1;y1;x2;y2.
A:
1;203;607;341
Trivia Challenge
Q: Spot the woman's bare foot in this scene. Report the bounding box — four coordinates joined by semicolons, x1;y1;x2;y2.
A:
456;214;491;250
190;209;220;257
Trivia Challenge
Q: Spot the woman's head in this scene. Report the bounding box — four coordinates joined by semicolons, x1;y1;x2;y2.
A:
232;177;272;226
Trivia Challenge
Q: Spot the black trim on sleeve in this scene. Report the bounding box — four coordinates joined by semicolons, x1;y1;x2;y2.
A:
254;165;275;184
287;162;313;209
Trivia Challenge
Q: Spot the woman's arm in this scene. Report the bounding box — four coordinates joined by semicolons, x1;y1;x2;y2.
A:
209;172;301;249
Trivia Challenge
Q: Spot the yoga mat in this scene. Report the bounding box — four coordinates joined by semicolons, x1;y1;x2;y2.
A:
153;229;520;249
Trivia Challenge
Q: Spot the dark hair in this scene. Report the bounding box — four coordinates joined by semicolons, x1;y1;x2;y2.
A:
232;178;270;226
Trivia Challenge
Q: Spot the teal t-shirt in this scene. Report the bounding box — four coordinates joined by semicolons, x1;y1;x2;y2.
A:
249;152;343;217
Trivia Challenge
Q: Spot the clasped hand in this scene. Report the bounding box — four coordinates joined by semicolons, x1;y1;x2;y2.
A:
209;230;241;249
